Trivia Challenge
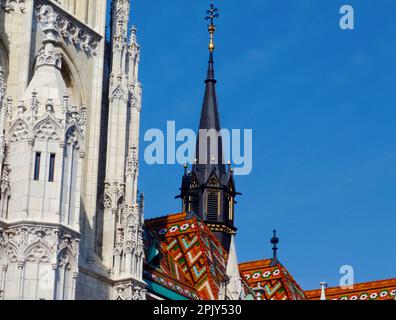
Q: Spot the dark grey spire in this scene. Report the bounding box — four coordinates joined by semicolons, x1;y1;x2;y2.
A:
194;3;225;181
194;50;225;181
176;4;239;253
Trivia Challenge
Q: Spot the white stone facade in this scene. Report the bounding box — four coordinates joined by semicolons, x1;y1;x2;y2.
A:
0;0;144;300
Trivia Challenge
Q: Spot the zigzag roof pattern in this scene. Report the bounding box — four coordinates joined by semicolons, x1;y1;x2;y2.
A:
144;212;228;300
305;278;396;301
239;259;306;300
143;227;199;300
143;264;199;300
144;215;396;301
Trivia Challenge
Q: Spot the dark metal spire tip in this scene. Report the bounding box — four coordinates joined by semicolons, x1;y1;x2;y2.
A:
270;230;279;261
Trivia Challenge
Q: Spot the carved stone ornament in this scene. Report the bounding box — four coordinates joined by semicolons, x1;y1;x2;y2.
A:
129;84;142;112
34;117;61;141
7;91;86;153
9;119;30;143
104;181;125;210
0;66;6;105
109;73;129;103
114;280;146;300
126;146;138;176
1;0;26;13
0;164;11;196
36;47;62;69
36;1;101;56
112;0;131;49
0;224;79;268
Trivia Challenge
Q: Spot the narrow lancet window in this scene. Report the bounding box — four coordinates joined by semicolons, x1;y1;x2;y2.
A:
34;152;41;181
49;153;56;182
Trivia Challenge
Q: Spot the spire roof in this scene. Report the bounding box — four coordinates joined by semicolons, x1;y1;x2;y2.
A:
177;3;238;253
222;235;244;300
194;3;225;179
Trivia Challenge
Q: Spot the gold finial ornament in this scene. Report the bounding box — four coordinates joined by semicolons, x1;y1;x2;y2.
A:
205;3;219;52
208;25;215;52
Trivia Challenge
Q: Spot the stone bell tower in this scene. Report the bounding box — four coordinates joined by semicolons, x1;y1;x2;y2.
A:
0;4;87;300
0;0;144;300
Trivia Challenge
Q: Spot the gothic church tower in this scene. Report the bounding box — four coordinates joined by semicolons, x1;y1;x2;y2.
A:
177;4;238;252
0;0;144;300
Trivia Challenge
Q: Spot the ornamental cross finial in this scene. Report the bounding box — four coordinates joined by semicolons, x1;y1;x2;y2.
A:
270;230;279;262
205;3;219;52
205;3;219;26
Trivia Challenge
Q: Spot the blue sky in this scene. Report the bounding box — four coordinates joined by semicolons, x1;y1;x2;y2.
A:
119;0;396;289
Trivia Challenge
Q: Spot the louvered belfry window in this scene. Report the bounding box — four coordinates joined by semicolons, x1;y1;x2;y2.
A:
190;193;200;214
207;192;219;220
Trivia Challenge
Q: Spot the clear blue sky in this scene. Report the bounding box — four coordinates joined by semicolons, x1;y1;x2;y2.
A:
116;0;396;289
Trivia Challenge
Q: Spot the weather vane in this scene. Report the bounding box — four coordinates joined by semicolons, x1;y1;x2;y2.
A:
205;3;219;52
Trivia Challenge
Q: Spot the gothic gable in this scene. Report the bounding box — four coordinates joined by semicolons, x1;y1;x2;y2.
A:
24;241;52;264
111;85;128;102
207;174;219;187
8;119;30;143
33;116;61;142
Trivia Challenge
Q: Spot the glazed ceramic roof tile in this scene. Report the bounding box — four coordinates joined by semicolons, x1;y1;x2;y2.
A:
239;259;306;300
145;212;229;300
305;278;396;300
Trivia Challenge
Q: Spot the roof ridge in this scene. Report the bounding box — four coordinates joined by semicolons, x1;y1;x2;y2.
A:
239;258;274;271
278;265;306;300
306;277;396;293
145;212;186;222
193;215;222;299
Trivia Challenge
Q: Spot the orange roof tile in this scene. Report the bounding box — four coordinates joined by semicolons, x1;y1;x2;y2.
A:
305;278;396;301
239;259;306;300
145;212;228;300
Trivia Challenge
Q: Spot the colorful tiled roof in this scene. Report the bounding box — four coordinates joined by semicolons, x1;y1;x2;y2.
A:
239;259;306;300
144;214;396;301
143;227;200;300
143;264;200;300
305;278;396;301
144;212;229;300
